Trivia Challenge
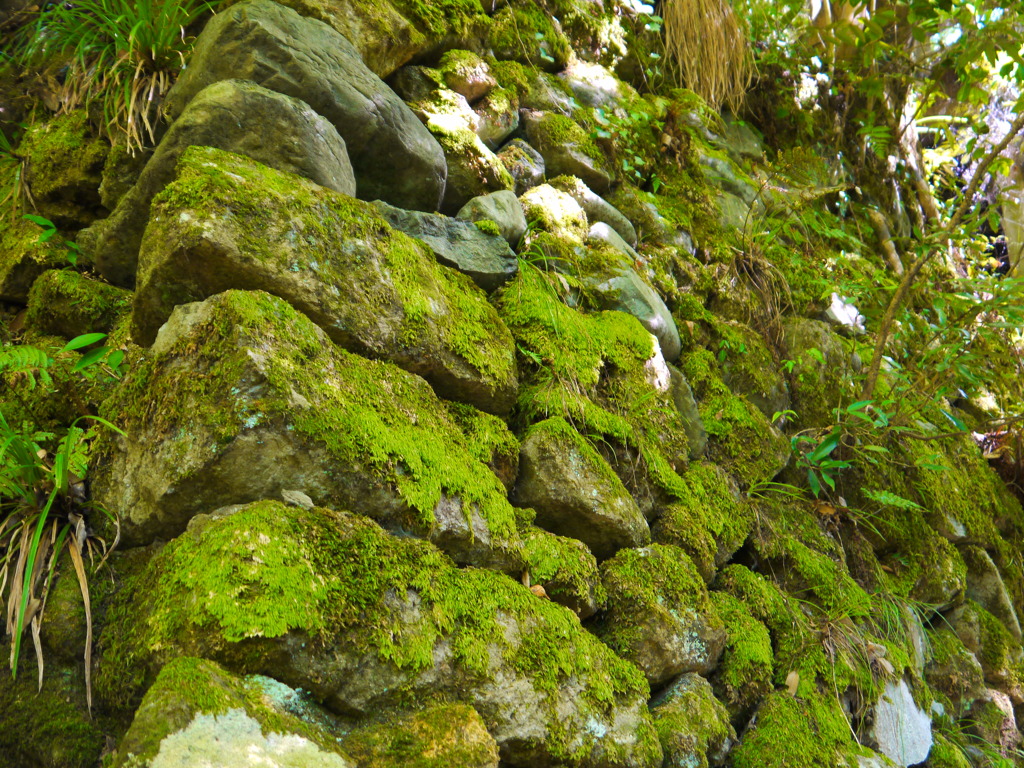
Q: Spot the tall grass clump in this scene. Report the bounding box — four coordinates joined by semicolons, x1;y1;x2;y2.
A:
5;0;215;153
662;0;752;112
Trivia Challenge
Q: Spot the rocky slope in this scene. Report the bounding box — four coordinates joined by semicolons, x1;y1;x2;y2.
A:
2;0;1024;766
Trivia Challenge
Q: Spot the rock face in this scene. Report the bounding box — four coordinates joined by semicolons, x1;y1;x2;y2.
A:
598;545;726;686
163;0;446;211
513;417;651;560
132;146;517;415
497;139;545;194
97;290;524;572
650;674;735;768
97;501;662;768
372;199;518;292
523;110;615;193
869;679;933;767
89;79;356;287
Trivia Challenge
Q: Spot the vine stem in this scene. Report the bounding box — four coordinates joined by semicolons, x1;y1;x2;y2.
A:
859;111;1024;401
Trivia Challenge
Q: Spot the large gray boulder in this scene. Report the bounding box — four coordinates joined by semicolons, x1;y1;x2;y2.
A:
88;79;355;287
132;146;517;416
96;501;663;768
163;0;445;211
513;417;650;560
96;289;524;572
373;200;518;292
868;679;932;767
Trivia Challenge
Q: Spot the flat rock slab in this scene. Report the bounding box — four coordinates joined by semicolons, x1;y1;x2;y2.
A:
99;289;524;572
164;0;445;211
96;501;662;768
132;146;517;416
90;78;355;287
373;200;518;292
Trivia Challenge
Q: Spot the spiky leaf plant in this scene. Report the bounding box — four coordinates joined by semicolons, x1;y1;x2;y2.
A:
662;0;752;112
6;0;215;153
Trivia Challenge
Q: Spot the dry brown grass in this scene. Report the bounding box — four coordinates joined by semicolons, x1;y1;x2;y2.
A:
663;0;752;113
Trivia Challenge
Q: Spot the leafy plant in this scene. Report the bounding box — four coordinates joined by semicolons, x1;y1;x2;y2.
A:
5;0;216;152
24;213;82;267
0;127;29;222
0;412;122;710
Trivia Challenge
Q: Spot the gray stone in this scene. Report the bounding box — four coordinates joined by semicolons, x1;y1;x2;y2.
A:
373;199;519;292
163;0;445;211
961;545;1023;640
669;365;707;458
99;501;662;768
822;292;866;335
520;183;589;241
714;190;752;233
558;60;637;110
598;545;726;686
97;290;524;572
869;679;932;767
388;65;441;102
607;188;696;252
519;70;577;115
456;190;528;247
497;139;545;195
88;79;356;287
132;146;518;417
552;175;638;246
513;417;651;560
697;149;759;205
522;109;615;194
719;117;765;162
428;121;515;214
437;49;496;103
580;236;682;362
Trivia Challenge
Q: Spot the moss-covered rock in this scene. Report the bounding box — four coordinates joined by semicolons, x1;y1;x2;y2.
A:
520;183;590;241
0;216;68;302
487;0;571;72
108;657;353;767
132;146;517;415
597;544;726;686
426;118;515;214
523;110;615;193
497;138;546;195
342;703;498;768
650;462;753;583
96;501;662;768
949;600;1024;693
164;0;446;211
443;401;520;492
717;321;790;420
96;289;523;571
514;416;650;559
20;110;108;230
0;660;105;768
87;78;356;288
680;349;791;487
925;628;986;718
780;317;853;430
730;691;860;768
25;269;130;339
709;591;774;723
650;673;735;768
520;521;606;618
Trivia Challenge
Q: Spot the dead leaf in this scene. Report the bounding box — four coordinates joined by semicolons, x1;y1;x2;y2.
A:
530;584;549;599
785;670;799;696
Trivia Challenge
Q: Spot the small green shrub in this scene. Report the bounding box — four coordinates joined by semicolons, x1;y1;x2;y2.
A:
5;0;216;152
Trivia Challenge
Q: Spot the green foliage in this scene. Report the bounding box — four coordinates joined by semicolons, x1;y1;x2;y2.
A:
23;214;82;267
4;0;216;152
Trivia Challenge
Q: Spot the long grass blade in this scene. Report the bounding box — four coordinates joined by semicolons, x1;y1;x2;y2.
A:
68;542;93;713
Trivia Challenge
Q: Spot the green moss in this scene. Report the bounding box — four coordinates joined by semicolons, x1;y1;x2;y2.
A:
141;146;516;394
521;523;606;614
709;591;773;719
729;691;857;768
26;269;131;339
652;674;734;768
598;544;722;660
487;0;571;70
531;112;606;166
425;120;515;197
497;264;696;506
680;348;789;486
20;110;107;227
519;186;589;241
443;401;519;487
488;59;532;96
472;218;502;237
342;703;498;768
104;289;519;545
0;661;104;767
926;732;972;768
390;0;487;37
96;502;653;764
0;215;68;301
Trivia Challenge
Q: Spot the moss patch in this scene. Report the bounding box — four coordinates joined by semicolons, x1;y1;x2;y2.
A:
26;269;131;339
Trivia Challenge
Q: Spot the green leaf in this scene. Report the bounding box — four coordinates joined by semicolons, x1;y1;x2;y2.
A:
71;347;108;372
61;333;107;353
863;488;924;510
807;433;840;463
